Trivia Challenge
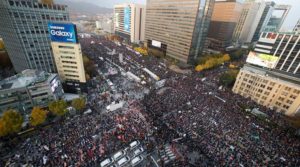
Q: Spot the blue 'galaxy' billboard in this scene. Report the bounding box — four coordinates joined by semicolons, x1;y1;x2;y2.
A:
48;23;78;43
124;7;130;32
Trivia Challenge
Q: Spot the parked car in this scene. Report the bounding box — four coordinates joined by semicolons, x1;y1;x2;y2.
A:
113;150;126;161
129;141;140;149
100;158;113;167
131;156;143;166
133;147;144;156
117;156;130;166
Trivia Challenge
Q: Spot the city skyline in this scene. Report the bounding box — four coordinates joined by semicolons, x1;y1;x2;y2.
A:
66;0;299;31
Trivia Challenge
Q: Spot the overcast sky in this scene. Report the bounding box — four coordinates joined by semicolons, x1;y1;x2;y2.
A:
75;0;299;31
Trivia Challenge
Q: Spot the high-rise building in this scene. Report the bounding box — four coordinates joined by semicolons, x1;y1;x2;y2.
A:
233;32;300;116
293;19;300;34
0;69;64;113
0;0;69;73
206;0;242;51
232;0;270;44
144;0;215;63
114;4;146;44
232;64;300;116
251;32;300;75
252;3;290;42
49;23;87;93
264;4;290;32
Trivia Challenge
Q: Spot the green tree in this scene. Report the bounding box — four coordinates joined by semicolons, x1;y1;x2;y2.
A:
0;109;23;137
30;107;47;126
229;49;245;61
48;100;67;116
0;40;5;50
219;70;239;87
71;97;86;111
82;55;96;78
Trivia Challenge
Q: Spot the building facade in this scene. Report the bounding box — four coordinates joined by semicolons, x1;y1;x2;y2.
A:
51;42;86;93
232;0;269;44
0;0;69;73
144;0;214;63
293;19;300;34
233;64;300;116
206;0;242;51
49;23;87;93
114;4;145;43
0;69;64;113
252;32;300;75
264;4;290;32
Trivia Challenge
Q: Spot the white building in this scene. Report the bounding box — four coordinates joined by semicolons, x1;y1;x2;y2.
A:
293;19;300;34
233;0;271;44
114;3;145;43
49;22;87;93
0;69;64;113
51;42;86;83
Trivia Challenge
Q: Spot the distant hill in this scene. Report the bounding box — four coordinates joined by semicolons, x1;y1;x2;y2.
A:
55;0;113;15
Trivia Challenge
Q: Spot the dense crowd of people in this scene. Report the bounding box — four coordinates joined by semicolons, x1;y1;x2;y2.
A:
1;35;299;166
144;69;300;166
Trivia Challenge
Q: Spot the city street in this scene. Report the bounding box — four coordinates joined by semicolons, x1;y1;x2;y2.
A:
0;35;299;167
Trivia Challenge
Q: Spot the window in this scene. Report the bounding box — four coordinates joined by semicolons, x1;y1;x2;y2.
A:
58;46;74;49
283;105;289;110
281;91;288;96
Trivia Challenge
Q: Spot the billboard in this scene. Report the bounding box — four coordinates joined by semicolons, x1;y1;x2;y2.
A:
124;7;130;32
246;51;279;69
48;23;78;43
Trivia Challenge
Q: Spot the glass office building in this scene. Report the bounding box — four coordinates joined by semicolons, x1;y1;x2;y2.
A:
145;0;215;64
0;0;69;73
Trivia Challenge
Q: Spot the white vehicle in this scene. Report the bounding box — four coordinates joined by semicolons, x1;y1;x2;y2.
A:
131;156;143;166
113;150;125;161
100;158;113;167
133;147;144;156
117;156;130;166
129;141;140;149
126;72;141;83
142;68;160;81
83;109;92;115
106;101;124;112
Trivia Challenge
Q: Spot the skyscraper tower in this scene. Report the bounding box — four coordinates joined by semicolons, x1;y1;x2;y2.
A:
0;0;69;73
144;0;215;64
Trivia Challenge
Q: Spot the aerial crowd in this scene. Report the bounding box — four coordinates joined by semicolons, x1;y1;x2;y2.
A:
0;35;299;167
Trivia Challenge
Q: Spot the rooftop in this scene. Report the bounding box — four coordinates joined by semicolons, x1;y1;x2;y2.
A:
243;64;300;86
0;69;55;90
